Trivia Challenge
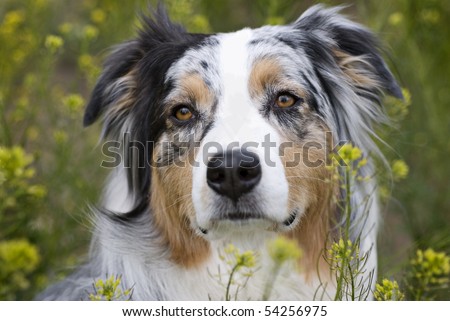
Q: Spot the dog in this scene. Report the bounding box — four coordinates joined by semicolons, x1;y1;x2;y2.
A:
39;4;402;300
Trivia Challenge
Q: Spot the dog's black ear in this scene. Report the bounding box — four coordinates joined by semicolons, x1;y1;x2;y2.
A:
83;41;142;127
83;5;186;128
294;5;402;99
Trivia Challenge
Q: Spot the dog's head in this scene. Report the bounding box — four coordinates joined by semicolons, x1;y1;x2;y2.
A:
84;5;401;267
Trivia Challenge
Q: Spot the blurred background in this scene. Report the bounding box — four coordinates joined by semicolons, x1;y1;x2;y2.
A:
0;0;448;300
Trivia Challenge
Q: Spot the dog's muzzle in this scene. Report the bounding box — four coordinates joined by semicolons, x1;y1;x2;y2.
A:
197;148;296;236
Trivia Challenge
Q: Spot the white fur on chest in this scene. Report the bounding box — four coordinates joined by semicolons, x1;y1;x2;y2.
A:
130;238;324;301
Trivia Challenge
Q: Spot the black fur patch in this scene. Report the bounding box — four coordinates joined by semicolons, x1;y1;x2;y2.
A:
83;5;216;218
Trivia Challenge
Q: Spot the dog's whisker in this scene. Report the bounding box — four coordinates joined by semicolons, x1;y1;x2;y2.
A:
166;193;192;209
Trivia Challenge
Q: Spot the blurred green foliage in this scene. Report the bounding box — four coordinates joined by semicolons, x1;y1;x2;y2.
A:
0;146;46;216
407;248;450;300
0;239;40;299
0;146;46;299
0;0;448;300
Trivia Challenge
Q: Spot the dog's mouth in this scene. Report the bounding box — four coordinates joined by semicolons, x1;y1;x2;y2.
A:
224;212;262;221
197;208;300;235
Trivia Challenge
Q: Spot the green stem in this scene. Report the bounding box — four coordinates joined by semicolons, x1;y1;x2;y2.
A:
334;167;353;301
0;100;12;146
262;263;281;300
348;261;356;301
344;166;352;241
415;284;424;301
334;262;342;300
225;265;239;301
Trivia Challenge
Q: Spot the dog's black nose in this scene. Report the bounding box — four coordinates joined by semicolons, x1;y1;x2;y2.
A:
207;149;262;202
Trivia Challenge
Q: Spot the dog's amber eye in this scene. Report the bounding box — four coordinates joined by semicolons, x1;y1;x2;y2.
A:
173;106;193;122
275;93;297;108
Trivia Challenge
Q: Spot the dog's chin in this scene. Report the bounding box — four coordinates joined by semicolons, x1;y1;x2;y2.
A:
194;208;301;241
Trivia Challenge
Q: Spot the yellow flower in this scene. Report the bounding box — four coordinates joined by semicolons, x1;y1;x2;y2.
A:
83;25;99;40
402;88;412;106
392;160;409;181
58;23;73;35
220;244;257;300
88;275;132;301
358;158;368;167
0;146;34;174
351;148;362;161
53;130;68;144
374;279;404;301
44;35;64;53
411;248;450;286
2;10;25;29
224;244;256;269
78;54;101;81
328;238;361;268
0;239;40;274
27;185;47;198
91;9;106;24
388;12;403;26
386;88;411;121
334;143;363;167
63;94;85;115
224;244;236;253
78;54;93;69
236;251;256;269
267;236;302;265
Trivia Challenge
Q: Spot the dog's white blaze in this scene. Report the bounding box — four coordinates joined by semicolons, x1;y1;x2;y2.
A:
192;29;290;234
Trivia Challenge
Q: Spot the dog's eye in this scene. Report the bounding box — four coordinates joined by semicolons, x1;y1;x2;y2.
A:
173;106;194;122
275;93;298;108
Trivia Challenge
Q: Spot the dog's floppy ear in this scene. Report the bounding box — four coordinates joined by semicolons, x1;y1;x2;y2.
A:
83;5;187;129
83;41;142;127
294;5;402;99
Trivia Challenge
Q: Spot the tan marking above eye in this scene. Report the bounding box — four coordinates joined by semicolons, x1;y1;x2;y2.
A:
179;73;214;112
276;93;297;108
174;106;193;121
